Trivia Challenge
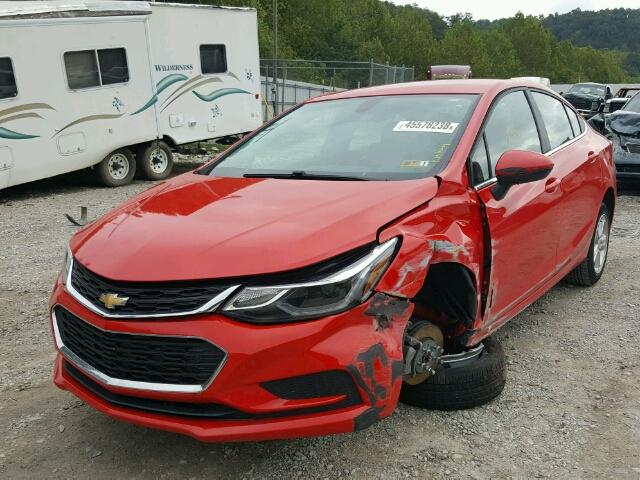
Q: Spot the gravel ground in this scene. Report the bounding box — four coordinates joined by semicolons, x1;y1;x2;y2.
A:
0;163;639;480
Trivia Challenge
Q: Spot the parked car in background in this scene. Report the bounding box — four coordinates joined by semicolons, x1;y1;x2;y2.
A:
562;82;612;118
50;79;615;442
589;92;640;181
604;86;640;114
511;76;551;87
427;65;472;80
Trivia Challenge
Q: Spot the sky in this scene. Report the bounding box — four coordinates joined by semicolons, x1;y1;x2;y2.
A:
389;0;639;21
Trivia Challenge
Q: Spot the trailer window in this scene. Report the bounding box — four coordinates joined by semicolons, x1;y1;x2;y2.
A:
200;45;227;74
0;58;18;100
98;48;129;85
64;48;129;90
64;50;100;89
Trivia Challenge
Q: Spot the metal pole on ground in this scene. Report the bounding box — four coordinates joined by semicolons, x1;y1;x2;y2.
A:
369;59;374;86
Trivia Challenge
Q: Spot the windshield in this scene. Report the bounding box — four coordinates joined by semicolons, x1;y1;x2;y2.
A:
624;93;640;113
568;84;605;96
209;94;478;181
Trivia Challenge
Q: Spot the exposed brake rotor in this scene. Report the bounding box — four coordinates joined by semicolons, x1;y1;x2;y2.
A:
403;321;444;385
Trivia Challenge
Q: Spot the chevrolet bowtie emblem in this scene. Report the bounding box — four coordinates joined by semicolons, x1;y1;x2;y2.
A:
99;293;129;310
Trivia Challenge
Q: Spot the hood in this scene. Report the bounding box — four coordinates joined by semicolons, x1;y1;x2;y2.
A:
564;92;602;100
608;111;640;138
71;172;439;281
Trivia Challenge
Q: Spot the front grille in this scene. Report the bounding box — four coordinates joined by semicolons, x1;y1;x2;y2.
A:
568;98;591;110
70;260;233;316
617;164;640;173
55;306;225;386
626;143;640;154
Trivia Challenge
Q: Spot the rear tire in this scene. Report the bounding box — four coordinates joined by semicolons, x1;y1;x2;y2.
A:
136;141;173;181
400;337;506;410
565;203;611;286
95;148;136;187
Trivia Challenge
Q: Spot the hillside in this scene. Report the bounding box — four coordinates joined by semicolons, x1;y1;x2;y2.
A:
542;8;640;75
173;0;636;84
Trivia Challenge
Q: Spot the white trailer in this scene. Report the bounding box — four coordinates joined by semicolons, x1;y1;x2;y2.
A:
0;1;262;190
148;3;262;149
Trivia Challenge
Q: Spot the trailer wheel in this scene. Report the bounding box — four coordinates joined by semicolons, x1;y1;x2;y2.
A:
137;142;173;181
96;148;136;187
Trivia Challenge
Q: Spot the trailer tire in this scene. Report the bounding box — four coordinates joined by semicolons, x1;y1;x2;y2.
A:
96;148;136;187
399;337;506;410
137;142;173;181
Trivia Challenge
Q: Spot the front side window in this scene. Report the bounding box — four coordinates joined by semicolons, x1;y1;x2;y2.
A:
209;94;479;181
200;45;227;74
0;57;18;100
484;91;542;175
531;91;574;150
64;48;128;90
568;83;605;97
624;93;640;114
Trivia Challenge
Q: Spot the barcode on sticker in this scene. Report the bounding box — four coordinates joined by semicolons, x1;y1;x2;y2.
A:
393;121;459;134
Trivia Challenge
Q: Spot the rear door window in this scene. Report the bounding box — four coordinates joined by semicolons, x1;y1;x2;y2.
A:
0;57;18;99
565;105;582;136
483;91;542;175
531;91;574;150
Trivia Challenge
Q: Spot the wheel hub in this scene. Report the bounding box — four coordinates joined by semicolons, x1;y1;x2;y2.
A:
593;212;609;274
403;321;444;385
107;153;129;180
150;147;168;174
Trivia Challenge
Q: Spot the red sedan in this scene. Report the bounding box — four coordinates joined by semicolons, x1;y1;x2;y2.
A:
49;79;615;442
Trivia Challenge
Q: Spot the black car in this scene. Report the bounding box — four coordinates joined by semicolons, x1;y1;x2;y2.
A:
590;93;640;181
562;83;612;118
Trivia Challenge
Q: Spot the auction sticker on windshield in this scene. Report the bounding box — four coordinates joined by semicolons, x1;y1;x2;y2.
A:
393;121;459;134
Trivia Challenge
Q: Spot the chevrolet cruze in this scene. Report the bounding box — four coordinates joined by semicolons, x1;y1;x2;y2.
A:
50;79;615;442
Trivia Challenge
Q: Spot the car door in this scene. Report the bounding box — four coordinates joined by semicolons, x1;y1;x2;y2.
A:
471;89;564;326
529;91;603;266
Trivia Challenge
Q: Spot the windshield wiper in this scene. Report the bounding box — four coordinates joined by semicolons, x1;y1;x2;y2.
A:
243;171;370;181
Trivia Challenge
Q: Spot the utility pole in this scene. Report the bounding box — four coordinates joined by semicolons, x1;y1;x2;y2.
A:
272;0;278;116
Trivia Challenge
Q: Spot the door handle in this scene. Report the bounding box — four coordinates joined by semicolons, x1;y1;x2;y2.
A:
587;150;599;164
545;177;561;193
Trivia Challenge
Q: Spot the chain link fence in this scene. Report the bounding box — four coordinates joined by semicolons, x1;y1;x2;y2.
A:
260;59;415;119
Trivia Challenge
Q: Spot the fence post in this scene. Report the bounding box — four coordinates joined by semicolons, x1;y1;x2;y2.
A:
369;59;374;87
385;62;389;84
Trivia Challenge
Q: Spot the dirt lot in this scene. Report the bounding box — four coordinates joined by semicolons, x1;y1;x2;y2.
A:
1;164;639;479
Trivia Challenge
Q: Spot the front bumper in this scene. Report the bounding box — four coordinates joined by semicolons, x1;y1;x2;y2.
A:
49;278;411;442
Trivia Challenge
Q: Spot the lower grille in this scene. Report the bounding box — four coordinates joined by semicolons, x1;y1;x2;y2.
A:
54;306;225;387
625;143;640;154
261;370;361;404
64;361;362;420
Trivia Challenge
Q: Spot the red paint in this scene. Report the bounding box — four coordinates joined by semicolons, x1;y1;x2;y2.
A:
50;79;616;441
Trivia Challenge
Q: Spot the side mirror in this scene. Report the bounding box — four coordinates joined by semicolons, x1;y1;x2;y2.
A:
492;150;554;200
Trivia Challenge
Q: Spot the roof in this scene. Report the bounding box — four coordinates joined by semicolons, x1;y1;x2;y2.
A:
0;1;151;19
309;79;554;102
150;2;255;12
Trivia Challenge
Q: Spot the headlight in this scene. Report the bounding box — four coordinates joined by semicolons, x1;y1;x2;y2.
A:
222;238;398;323
61;246;72;281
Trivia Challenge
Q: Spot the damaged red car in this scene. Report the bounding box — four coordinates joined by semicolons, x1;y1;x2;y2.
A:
50;79;616;442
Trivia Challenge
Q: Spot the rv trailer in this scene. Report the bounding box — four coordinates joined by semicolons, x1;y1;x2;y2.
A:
0;1;262;190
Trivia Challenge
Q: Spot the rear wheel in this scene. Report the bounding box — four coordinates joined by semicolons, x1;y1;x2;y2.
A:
136;141;174;181
400;337;506;410
565;203;611;286
95;148;136;187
